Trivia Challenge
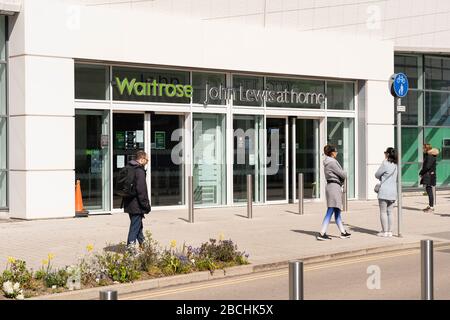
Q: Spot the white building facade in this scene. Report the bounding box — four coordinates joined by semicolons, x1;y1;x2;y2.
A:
0;0;448;219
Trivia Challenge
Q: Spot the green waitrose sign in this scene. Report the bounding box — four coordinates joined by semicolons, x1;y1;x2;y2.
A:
115;77;193;98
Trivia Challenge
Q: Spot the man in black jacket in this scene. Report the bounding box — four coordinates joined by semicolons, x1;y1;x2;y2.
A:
124;150;151;246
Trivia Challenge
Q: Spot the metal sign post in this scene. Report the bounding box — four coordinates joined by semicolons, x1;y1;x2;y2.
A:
188;176;194;223
390;73;409;238
397;98;403;237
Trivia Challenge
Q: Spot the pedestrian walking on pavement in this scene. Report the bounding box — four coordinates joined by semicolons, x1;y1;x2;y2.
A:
374;147;398;237
317;144;351;241
419;144;439;213
117;150;151;247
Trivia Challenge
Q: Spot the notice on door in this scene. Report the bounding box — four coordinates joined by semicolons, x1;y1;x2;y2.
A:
117;155;125;169
155;131;166;150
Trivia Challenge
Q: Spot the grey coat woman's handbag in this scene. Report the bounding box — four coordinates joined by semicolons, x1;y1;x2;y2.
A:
374;167;396;193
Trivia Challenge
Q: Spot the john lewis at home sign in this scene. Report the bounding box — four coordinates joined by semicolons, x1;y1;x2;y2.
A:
203;84;326;105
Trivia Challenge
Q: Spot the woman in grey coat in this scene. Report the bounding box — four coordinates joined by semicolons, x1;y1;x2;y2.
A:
317;145;352;241
374;147;398;237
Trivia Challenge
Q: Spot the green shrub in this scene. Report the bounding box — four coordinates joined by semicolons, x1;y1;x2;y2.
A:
137;231;160;272
194;256;217;272
159;251;193;275
1;259;33;289
97;251;140;283
196;239;249;264
44;269;69;288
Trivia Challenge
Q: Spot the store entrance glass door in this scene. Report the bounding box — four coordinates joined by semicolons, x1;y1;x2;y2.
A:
75;110;111;212
289;118;320;201
150;114;184;206
233;115;264;203
266;118;287;201
113;113;145;209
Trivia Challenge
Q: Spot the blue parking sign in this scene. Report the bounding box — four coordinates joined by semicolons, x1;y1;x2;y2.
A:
391;73;409;98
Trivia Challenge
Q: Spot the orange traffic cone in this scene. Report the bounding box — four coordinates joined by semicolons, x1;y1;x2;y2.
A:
75;180;89;218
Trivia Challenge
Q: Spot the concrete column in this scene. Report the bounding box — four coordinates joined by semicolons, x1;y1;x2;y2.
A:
365;80;395;200
8;55;75;219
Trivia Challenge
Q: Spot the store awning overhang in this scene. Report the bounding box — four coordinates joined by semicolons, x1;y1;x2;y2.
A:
0;0;21;15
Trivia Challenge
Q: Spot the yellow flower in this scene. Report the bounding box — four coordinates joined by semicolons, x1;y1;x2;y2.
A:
42;259;49;266
170;240;177;248
47;253;55;261
86;244;94;252
219;233;224;241
7;256;16;264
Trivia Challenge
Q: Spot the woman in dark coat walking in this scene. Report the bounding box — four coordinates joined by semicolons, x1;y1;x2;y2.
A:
419;144;439;213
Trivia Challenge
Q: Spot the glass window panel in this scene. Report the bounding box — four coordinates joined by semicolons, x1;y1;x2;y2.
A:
0;170;6;208
75;110;111;211
326;81;354;110
424;92;450;126
296;119;320;199
266;78;325;109
425;56;450;91
394;55;419;89
266;118;287;201
75;64;109;100
193;72;226;105
399;127;419;163
0;116;5;209
327;118;355;198
232;75;264;107
113;67;191;104
151;114;185;206
0;117;5;170
0;16;5;61
233;115;264;202
0;64;6;115
193;114;226;205
402;163;420;187
394;90;420;126
424;127;450;187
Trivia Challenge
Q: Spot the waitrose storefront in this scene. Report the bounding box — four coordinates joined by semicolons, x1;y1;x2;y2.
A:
5;0;397;219
75;63;357;213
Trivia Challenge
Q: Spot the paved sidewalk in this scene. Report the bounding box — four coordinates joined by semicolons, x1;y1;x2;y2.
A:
0;192;449;271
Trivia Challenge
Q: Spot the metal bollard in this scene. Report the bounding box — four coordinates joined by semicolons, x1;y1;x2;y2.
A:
298;173;304;215
247;174;253;219
289;260;304;300
432;186;436;207
99;290;118;300
342;180;348;212
188;176;194;223
421;240;434;300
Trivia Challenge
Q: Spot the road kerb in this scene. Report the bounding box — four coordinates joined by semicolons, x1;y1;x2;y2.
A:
28;240;450;300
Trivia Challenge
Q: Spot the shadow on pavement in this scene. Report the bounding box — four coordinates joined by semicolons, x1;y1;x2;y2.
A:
403;206;426;212
291;229;319;237
104;243;127;253
235;214;249;218
346;224;378;235
178;218;190;223
437;214;450;217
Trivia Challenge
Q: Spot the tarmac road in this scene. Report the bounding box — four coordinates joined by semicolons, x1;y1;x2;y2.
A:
122;245;450;300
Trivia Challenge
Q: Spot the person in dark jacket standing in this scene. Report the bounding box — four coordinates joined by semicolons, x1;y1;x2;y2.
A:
123;150;151;246
419;144;439;213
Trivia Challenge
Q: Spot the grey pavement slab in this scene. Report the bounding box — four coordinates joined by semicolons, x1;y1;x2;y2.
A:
0;193;449;271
